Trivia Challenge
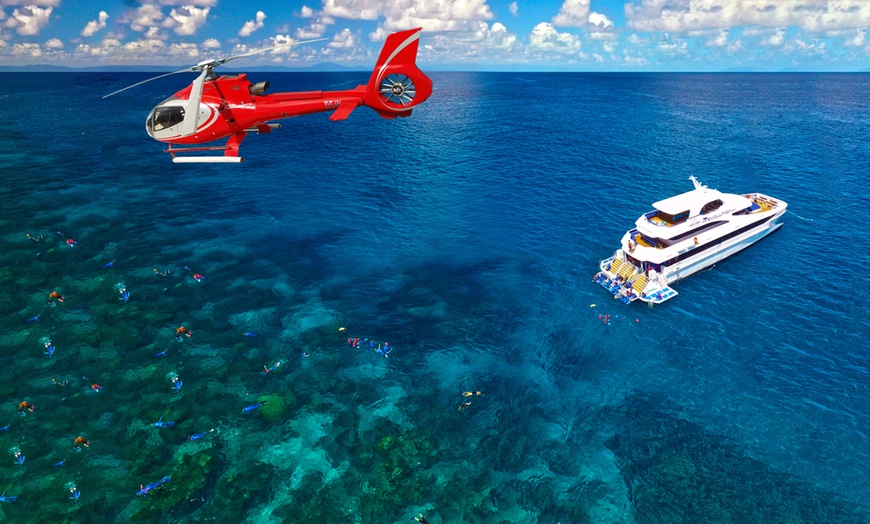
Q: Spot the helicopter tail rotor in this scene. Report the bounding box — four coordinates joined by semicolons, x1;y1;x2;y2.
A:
363;28;432;118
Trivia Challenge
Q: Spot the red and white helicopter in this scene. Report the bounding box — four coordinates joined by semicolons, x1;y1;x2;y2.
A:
104;28;432;163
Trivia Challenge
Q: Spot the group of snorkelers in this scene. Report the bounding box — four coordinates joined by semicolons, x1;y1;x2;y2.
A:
344;332;393;357
15;231;445;520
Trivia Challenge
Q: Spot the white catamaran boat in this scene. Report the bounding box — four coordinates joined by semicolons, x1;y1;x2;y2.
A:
595;176;787;304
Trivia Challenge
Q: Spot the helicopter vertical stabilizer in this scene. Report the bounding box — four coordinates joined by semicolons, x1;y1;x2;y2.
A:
363;28;432;117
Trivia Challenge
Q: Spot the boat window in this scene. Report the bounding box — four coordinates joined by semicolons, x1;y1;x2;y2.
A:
147;106;185;133
700;199;723;214
669;221;728;242
650;210;689;226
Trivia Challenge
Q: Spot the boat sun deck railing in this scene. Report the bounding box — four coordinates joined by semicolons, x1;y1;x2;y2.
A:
631;230;666;250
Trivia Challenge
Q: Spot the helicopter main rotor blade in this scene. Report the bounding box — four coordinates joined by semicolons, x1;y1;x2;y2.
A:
102;37;326;99
221;37;327;64
101;68;192;99
178;67;208;137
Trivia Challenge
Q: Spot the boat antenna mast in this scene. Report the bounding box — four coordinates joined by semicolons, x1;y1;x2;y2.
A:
689;175;707;191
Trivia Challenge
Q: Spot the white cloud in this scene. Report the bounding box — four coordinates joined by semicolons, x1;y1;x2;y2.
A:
81;11;109;37
726;39;742;54
167;6;209;35
384;0;494;31
147;0;216;6
588;11;616;39
168;42;199;57
320;0;494;31
321;0;379;20
587;12;612;30
238;11;266;37
0;0;59;6
202;37;220;49
529;22;582;54
412;21;519;64
763;27;786;46
4;6;53;35
552;0;589;27
328;28;359;48
44;37;62;48
706;27;729;47
296;13;334;39
123;38;164;53
300;5;315;18
145;26;161;39
844;28;867;47
130;5;164;32
509;2;518;16
624;54;647;66
625;0;870;33
11;42;42;56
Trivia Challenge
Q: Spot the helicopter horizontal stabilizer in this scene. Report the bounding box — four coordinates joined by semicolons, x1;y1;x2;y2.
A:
245;123;281;133
329;101;359;121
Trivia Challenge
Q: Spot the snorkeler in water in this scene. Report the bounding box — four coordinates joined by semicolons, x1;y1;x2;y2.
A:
184;266;204;282
100;260;115;268
13;450;25;468
48;291;64;306
119;287;130;304
137;475;171;496
413;513;430;524
458;401;472;411
26;233;43;243
153;268;171;277
152;417;175;428
73;436;90;450
462;391;483;397
375;342;393;358
261;361;282;375
18;401;34;416
242;402;265;413
175;326;192;340
68;483;80;503
188;429;214;441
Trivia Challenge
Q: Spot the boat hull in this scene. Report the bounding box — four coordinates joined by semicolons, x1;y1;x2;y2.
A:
663;213;784;285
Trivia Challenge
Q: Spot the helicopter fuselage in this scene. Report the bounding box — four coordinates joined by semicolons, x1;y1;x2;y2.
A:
132;27;431;162
146;74;369;145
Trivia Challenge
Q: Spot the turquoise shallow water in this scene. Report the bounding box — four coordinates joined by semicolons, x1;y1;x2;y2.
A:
0;72;869;522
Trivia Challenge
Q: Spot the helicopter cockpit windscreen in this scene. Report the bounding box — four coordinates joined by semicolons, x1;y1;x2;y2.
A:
146;103;186;136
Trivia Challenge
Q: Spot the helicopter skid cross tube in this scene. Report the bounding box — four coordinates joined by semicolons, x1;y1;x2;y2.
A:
107;29;431;161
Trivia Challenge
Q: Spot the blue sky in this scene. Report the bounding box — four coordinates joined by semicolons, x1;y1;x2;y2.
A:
1;0;870;70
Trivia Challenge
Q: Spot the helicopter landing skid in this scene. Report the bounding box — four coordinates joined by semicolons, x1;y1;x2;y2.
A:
165;132;246;163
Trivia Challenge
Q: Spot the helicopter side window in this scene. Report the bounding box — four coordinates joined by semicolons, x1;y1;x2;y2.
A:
148;106;186;132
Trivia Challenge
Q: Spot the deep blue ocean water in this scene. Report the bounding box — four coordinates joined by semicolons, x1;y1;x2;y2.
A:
1;71;869;522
